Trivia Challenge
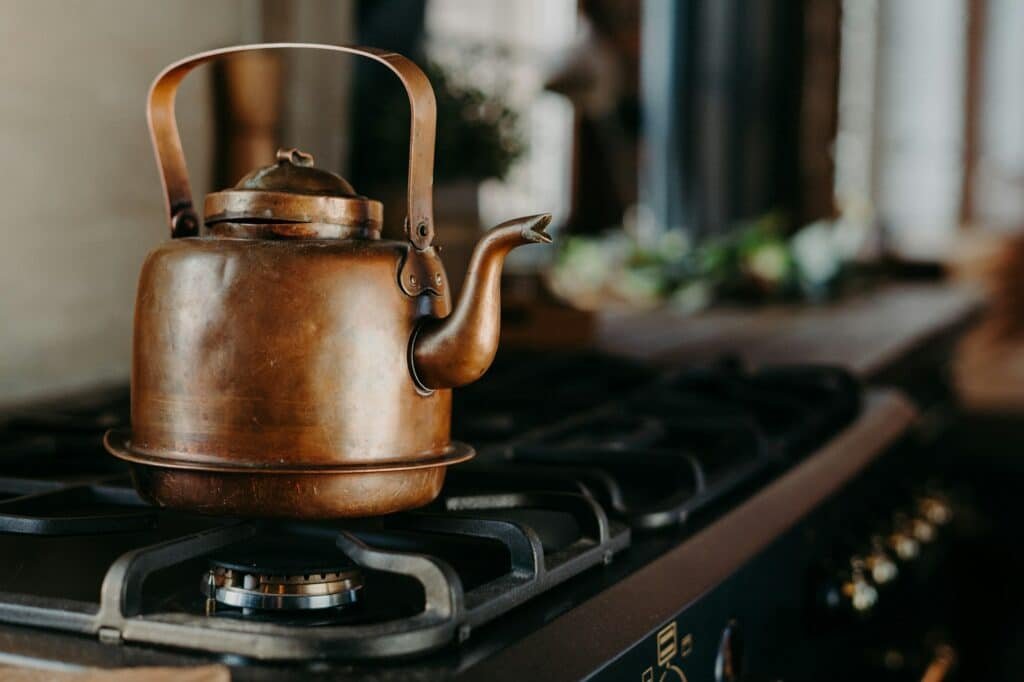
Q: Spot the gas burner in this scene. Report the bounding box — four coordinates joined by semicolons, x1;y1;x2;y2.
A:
202;565;363;611
201;538;364;611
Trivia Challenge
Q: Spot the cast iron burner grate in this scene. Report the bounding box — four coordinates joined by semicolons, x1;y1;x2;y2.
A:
452;350;655;445
0;476;155;534
0;352;859;661
456;362;860;530
0;487;627;659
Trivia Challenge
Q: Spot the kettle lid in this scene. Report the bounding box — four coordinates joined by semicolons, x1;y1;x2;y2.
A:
203;148;382;239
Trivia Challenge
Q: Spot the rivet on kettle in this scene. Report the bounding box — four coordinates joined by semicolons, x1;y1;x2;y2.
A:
171;211;198;238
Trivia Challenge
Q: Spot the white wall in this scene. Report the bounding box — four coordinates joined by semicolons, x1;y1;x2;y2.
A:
974;0;1024;231
873;0;967;260
0;1;254;402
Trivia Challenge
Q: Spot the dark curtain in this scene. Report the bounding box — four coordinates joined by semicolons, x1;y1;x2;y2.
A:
649;0;838;237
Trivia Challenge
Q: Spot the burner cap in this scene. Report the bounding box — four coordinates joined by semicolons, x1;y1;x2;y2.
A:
202;537;363;611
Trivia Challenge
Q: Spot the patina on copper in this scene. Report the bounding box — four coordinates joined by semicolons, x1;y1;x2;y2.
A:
104;43;551;518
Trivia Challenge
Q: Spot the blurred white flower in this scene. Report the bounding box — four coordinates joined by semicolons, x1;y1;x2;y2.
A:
832;215;869;261
792;220;841;286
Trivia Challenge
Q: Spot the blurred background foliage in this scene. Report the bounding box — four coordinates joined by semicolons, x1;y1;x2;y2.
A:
549;211;870;312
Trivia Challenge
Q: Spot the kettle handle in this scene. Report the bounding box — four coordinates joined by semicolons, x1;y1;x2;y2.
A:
147;43;437;249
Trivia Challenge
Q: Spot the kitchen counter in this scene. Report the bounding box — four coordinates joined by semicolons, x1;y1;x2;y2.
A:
595;282;982;380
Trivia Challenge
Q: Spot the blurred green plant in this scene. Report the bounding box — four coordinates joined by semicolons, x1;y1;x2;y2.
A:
548;211;868;312
353;60;525;187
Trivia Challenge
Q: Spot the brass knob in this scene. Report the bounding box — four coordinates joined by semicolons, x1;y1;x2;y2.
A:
865;538;899;585
918;495;953;526
276;147;315;167
841;557;879;613
912;517;937;544
715;620;743;682
888;530;920;561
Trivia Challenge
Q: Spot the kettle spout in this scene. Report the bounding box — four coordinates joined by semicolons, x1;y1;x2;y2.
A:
412;214;552;390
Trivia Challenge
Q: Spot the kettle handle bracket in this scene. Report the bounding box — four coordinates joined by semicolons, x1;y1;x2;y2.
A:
147;43;436;249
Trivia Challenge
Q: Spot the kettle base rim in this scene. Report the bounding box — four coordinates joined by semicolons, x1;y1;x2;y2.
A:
104;429;473;474
104;430;473;518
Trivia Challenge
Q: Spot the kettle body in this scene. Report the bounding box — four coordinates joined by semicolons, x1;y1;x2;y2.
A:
105;43;550;518
123;238;459;517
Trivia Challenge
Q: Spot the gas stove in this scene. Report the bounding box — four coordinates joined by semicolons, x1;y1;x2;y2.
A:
0;351;941;680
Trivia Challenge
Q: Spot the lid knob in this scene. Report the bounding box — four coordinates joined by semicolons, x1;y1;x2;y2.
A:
276;147;315;167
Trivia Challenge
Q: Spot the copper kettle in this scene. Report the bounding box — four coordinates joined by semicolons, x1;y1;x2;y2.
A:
104;44;551;518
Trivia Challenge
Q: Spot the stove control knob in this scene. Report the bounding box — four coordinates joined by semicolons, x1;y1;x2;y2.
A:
715;619;743;682
865;539;899;585
918;495;953;526
841;557;878;613
889;514;921;561
911;517;937;544
888;531;919;561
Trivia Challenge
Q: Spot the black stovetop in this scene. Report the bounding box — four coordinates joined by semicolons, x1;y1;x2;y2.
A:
0;351;861;678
